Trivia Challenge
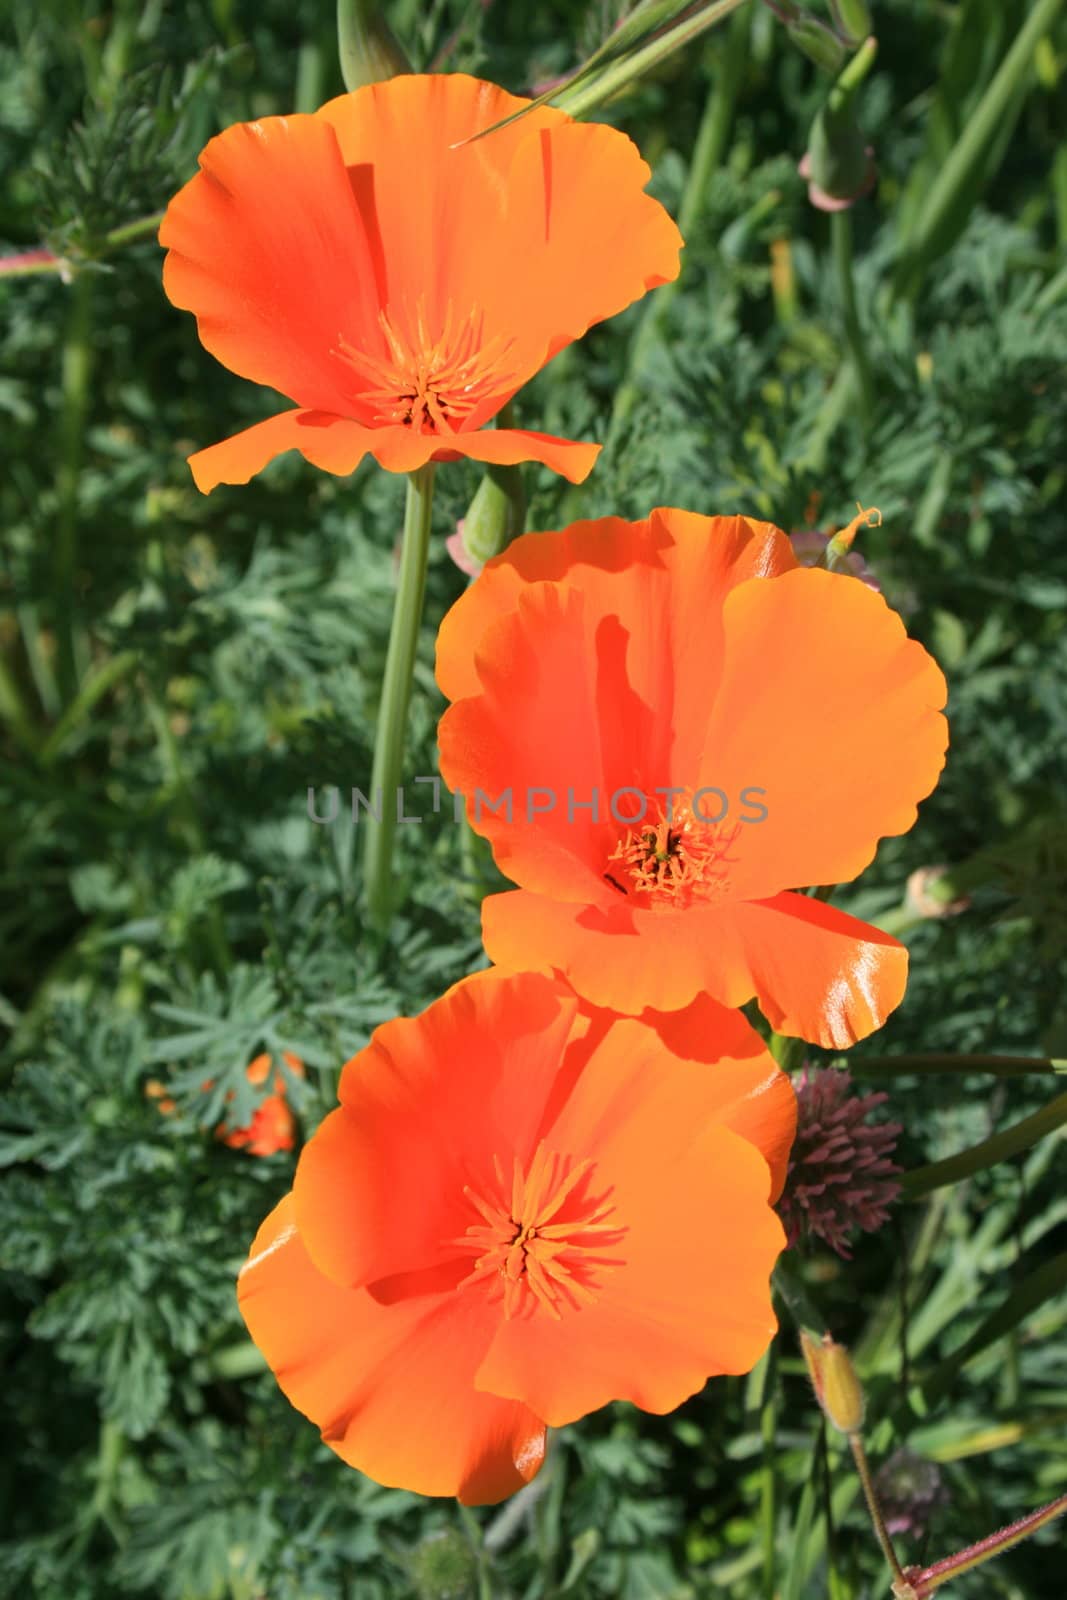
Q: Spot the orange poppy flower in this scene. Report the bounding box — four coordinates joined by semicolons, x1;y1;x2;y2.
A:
219;1051;305;1157
159;74;682;494
237;971;794;1503
436;510;949;1048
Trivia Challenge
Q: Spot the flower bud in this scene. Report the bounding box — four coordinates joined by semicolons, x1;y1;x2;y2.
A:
800;1330;866;1435
788;16;848;75
337;0;411;92
448;463;526;579
830;0;872;45
409;1528;478;1599
800;37;878;210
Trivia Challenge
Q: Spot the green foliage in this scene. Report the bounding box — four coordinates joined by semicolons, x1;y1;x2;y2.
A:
2;0;1066;1596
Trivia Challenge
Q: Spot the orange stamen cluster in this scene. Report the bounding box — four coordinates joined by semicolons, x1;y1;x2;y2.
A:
336;300;521;434
606;794;742;908
454;1141;619;1320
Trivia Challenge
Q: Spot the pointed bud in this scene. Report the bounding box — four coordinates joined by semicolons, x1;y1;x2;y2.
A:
800;1330;866;1435
788;16;848;74
830;0;872;45
448;463;526;579
800;36;878;209
337;0;411;92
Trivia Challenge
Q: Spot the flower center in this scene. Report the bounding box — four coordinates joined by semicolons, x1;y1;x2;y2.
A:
604;791;741;908
335;300;519;435
453;1142;620;1320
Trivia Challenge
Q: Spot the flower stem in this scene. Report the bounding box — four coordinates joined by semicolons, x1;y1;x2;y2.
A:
893;0;1065;300
901;1090;1067;1198
848;1432;908;1589
830;207;873;430
850;1052;1066;1080
558;0;749;120
908;1492;1067;1596
362;463;436;931
55;268;95;702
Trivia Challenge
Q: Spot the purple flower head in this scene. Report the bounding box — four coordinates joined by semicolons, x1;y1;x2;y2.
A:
779;1067;902;1258
874;1447;949;1543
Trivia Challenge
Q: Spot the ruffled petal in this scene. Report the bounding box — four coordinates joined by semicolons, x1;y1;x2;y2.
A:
491;121;683;359
187;409;381;492
641;995;797;1201
238;1196;546;1504
481;889;719;1013
160;115;379;413
718;892;911;1048
316;77;682;363
434;426;599;483
293;971;580;1289
482;888;908;1047
437;509;796;716
476;1019;783;1424
188;410;599;492
700;567;949;900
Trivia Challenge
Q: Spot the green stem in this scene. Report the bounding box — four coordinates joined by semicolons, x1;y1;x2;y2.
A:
362;464;436;930
756;1344;778;1600
851;1053;1066;1079
901;1090;1067;1198
38;649;138;765
54;270;94;701
103;212;165;249
849;1432;908;1588
893;0;1065;299
456;1502;492;1600
558;0;749;119
769;1030;805;1071
0;653;40;754
831;207;873;430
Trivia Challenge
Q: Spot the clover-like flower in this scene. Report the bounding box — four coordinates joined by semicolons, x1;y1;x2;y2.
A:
778;1066;901;1256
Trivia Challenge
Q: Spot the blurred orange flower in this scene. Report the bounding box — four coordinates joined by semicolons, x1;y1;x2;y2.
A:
159;74;681;494
149;1055;304;1155
219;1051;305;1157
436;510;948;1047
238;972;794;1504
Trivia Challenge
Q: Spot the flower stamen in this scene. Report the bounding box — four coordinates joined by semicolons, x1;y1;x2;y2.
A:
606;791;742;908
334;298;522;434
453;1141;621;1319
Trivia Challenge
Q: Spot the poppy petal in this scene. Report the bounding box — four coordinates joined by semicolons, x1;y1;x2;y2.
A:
187;409;381;492
439;514;800;900
477;1020;784;1424
187;410;600;492
315;75;565;337
483;887;908;1046
640;994;798;1201
316;77;682;363
718;892;910;1048
436;509;796;715
492;121;683;359
293;971;581;1289
238;1196;546;1504
700;567;948;900
481;889;717;1013
160;115;378;413
434;426;599;483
